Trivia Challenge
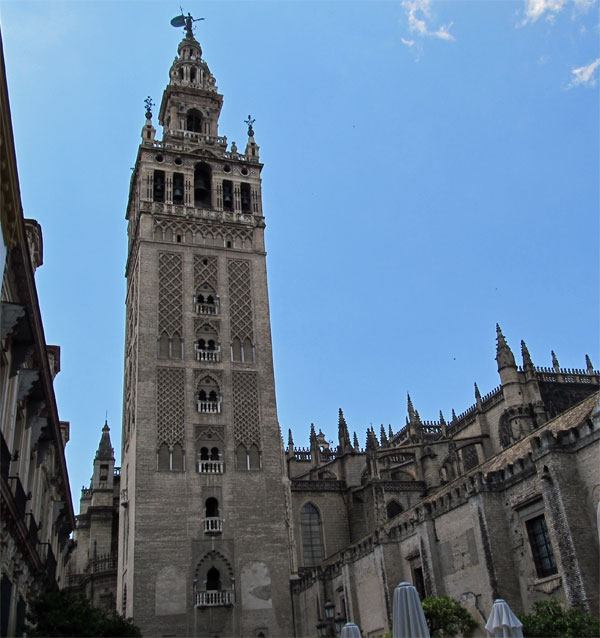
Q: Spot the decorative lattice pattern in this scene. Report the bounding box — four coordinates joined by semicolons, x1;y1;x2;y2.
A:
158;253;183;335
124;261;139;439
228;260;254;343
157;367;185;446
194;255;218;292
232;371;261;447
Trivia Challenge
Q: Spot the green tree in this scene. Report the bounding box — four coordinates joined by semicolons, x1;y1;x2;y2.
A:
421;595;478;637
519;599;599;638
27;590;142;637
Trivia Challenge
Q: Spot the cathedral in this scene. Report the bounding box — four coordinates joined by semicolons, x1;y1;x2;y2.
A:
62;18;600;638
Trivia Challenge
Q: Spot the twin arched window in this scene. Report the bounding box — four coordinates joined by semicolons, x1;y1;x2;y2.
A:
300;503;324;566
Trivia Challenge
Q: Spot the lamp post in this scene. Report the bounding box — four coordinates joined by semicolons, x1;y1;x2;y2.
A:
317;601;345;637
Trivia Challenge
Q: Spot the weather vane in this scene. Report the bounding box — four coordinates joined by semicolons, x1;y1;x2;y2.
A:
244;115;255;137
170;8;205;39
144;96;154;120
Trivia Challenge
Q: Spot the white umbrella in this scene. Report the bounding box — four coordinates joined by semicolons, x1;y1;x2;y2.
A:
392;582;430;638
485;599;523;638
340;622;361;638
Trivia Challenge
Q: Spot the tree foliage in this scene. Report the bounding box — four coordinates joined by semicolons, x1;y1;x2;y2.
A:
519;599;600;638
27;590;141;637
422;595;478;637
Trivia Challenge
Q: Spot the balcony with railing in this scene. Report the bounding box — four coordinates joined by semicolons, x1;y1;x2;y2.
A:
198;460;223;474
195;297;219;315
197;400;221;414
195;347;221;362
203;517;224;534
195;590;234;607
38;541;57;581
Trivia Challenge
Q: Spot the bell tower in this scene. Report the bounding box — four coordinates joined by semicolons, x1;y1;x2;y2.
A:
117;16;293;637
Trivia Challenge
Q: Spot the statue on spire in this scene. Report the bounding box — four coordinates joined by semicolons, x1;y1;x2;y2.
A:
144;96;154;121
170;11;205;39
244;115;256;137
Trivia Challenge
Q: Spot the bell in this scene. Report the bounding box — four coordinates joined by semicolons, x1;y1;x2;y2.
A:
223;193;232;206
173;185;184;199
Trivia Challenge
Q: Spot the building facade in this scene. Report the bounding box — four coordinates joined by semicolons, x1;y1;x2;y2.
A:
0;30;75;638
287;334;599;637
116;19;294;638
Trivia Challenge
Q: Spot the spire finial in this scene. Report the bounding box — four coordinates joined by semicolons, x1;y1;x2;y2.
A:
288;428;294;449
496;323;516;370
407;393;416;422
439;410;446;425
521;339;533;368
244;115;256;137
144;96;154;121
474;382;481;400
585;354;594;372
353;431;360;450
551;350;560;370
170;11;205;39
380;424;389;447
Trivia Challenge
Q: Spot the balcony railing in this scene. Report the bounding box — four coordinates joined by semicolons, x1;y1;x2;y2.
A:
195;302;219;315
195;349;220;362
203;517;223;534
198;460;223;474
197;401;221;414
89;553;117;574
195;590;234;607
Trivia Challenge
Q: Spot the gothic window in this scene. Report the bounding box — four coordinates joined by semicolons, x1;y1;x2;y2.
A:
240;183;251;213
171;332;182;360
172;443;184;470
196;324;220;361
248;444;260;470
386;500;403;520
232;337;254;363
200;447;209;461
158;331;182;359
158;443;170;470
153;170;165;202
243;338;254;363
232;338;242;362
210;447;220;461
301;503;324;566
190;67;197;83
195;284;219;315
187;109;203;133
236;443;248;470
223;180;233;211
173;173;184;204
462;445;479;471
526;514;557;578
194;163;212;208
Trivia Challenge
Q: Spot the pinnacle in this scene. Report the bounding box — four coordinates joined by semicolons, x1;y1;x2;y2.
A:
521;340;533;367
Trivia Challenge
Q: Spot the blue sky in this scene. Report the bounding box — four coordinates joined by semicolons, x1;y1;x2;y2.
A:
1;0;598;506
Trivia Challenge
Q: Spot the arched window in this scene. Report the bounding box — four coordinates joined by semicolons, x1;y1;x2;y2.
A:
153;170;165;202
200;447;209;461
172;443;184;471
386;500;403;520
158;332;169;358
300;503;324;566
248;444;260;470
197;377;221;413
240;183;251;213
171;332;182;360
232;338;242;362
158;443;170;470
462;444;479;471
222;180;233;211
236;444;248;470
210;447;220;461
187;109;203;133
194;163;212;208
206;567;221;591
205;497;219;518
173;172;184;204
242;338;254;363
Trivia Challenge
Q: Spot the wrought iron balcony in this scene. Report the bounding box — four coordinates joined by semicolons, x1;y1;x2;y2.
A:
195;590;234;607
198;460;223;474
197;401;221;414
203;517;223;534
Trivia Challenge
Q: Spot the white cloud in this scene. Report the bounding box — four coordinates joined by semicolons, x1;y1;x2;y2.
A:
568;57;600;88
401;37;416;47
522;0;593;24
401;0;455;42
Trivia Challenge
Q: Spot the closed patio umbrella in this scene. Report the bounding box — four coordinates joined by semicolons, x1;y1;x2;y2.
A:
340;621;361;638
485;599;523;638
393;582;430;638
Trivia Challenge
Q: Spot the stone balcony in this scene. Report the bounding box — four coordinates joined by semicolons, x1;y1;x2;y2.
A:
195;349;220;362
197;401;221;414
195;590;234;607
198;460;223;474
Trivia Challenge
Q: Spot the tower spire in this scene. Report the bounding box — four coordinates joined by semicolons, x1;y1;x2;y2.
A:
337;408;352;454
551;350;560;371
495;323;516;370
95;420;114;461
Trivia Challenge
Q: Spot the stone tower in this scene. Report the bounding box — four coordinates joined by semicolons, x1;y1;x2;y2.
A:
117;18;294;637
